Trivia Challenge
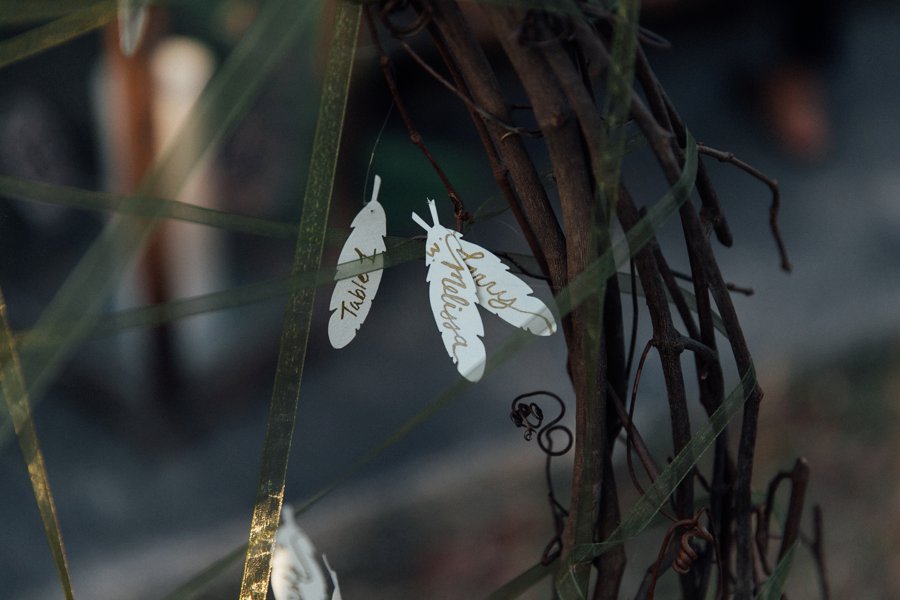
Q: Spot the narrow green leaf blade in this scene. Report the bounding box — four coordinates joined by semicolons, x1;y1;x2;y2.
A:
0;2;115;69
237;3;362;599
0;288;74;600
485;561;554;600
0;175;298;239
0;0;321;447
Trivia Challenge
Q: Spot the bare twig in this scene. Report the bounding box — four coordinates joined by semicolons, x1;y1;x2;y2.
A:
607;382;661;488
670;269;755;296
373;5;797;600
626;339;656;497
396;38;537;137
633;46;734;249
619;190;694;523
652;246;702;341
423;11;552;280
760;458;810;564
625;258;640;380
697;143;792;272
366;7;470;227
482;8;619;595
811;505;831;600
424;0;568;292
623;68;762;599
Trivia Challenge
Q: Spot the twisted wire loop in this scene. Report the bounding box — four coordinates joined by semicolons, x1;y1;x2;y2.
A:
672;521;715;574
510;390;573;456
378;0;431;38
509;391;573;564
647;508;720;600
510;399;543;441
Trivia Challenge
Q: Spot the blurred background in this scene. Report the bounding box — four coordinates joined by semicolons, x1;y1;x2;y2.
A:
1;0;898;598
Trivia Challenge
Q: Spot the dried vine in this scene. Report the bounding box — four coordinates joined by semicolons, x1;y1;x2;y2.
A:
367;1;816;598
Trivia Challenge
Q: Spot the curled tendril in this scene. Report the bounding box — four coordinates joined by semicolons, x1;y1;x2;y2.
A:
510;401;543;441
379;0;431;39
510;391;572;456
510;390;573;565
647;508;720;600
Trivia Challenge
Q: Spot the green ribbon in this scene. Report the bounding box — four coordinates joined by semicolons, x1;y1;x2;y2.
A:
0;288;74;599
236;3;361;599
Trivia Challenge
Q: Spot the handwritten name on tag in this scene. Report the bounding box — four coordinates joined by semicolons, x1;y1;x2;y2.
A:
412;199;558;382
413;200;486;382
328;175;387;349
457;240;556;336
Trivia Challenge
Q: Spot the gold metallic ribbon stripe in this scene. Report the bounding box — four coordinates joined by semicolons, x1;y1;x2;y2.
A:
237;3;362;599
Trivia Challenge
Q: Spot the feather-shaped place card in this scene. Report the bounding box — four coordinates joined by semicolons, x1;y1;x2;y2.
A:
412;199;558;382
328;175;387;349
457;238;557;336
412;199;486;382
271;506;328;600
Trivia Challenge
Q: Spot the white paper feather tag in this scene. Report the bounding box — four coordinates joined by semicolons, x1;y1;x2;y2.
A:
412;200;486;382
271;507;328;600
328;175;387;348
457;239;557;336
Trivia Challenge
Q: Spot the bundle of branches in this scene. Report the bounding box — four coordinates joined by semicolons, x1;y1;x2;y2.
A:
366;1;810;599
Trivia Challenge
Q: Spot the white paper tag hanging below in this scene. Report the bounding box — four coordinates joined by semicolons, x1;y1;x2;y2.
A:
412;199;486;382
271;506;328;600
328;175;387;348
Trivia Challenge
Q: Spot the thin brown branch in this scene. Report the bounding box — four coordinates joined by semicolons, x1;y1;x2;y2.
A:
365;7;469;227
812;505;831;600
483;8;617;595
635;48;735;249
669;268;755;297
618;189;694;523
779;458;810;560
620;72;762;600
423;13;552;281
395;38;535;137
652;244;701;340
424;0;568;292
607;376;661;489
754;501;774;575
725;282;755;296
625;258;640;380
697;143;792;272
626;73;761;600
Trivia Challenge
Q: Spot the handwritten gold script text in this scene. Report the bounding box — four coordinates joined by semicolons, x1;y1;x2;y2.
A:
339;247;376;319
